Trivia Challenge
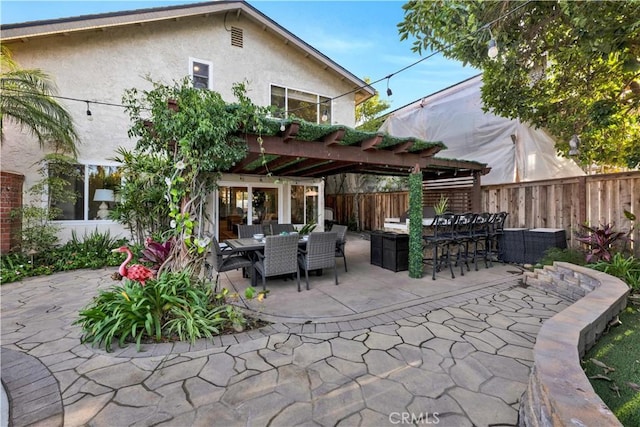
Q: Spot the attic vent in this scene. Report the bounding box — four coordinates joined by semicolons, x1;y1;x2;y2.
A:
231;27;243;48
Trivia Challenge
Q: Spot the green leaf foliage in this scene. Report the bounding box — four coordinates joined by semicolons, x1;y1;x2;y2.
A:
0;46;79;156
74;271;244;351
398;1;640;168
408;170;424;278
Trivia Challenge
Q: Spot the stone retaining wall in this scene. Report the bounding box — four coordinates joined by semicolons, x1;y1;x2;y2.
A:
519;262;629;426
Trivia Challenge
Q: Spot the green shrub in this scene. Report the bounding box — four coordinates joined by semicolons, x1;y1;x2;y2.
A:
0;253;54;284
590;253;640;291
538;247;587;266
1;230;129;285
40;229;127;271
75;271;254;351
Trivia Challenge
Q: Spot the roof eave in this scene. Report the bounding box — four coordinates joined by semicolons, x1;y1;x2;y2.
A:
0;0;375;102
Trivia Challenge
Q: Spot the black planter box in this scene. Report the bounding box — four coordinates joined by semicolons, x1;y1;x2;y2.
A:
382;232;409;272
499;228;528;264
524;228;567;264
370;230;385;267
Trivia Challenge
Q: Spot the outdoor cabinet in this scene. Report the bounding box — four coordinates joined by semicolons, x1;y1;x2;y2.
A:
370;230;384;267
500;228;528;264
382;232;409;272
524;228;567;264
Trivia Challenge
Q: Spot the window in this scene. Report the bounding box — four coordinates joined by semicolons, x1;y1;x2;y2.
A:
51;164;122;221
291;185;318;225
270;85;332;124
189;58;213;90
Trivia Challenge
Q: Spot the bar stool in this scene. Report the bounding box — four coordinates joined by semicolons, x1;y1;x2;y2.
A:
423;213;456;280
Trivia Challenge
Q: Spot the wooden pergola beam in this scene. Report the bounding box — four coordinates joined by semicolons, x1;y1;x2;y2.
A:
245;135;435;170
360;133;384;151
323;128;345;146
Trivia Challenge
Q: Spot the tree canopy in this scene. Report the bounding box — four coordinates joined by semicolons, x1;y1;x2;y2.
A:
356;77;391;132
0;45;79;156
399;0;640;168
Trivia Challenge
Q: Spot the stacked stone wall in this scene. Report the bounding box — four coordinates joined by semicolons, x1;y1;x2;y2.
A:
518;262;629;426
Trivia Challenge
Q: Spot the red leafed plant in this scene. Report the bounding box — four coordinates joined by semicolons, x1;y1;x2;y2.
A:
140;237;175;273
575;223;629;263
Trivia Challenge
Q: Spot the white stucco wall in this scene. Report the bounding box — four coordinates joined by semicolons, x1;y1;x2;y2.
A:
1;11;356;242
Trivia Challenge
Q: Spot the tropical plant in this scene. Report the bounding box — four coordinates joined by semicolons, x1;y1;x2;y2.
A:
139;237;175;273
433;195;449;215
575;223;629;263
75;271;264;351
109;147;173;244
0;45;79;155
297;222;317;235
591;253;640;291
122;78;272;274
398;1;640;168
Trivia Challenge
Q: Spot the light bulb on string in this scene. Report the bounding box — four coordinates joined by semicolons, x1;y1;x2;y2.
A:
321;110;328;122
487;28;499;59
386;76;393;97
86;101;93;121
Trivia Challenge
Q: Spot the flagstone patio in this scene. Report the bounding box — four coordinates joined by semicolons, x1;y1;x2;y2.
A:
1;235;571;426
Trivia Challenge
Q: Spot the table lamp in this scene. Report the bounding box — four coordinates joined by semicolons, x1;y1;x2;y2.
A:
94;189;115;219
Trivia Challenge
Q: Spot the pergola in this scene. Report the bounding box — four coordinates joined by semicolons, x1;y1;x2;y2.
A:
228;120;490;211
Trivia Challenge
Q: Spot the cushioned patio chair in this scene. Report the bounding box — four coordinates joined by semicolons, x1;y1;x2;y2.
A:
270;223;296;235
298;232;338;290
254;234;301;293
330;224;348;272
237;224;266;238
205;236;253;291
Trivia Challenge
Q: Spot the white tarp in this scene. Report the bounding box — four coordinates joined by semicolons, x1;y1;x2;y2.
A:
379;75;585;185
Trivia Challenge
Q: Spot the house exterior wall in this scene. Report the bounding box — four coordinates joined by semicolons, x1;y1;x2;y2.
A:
1;11;356;242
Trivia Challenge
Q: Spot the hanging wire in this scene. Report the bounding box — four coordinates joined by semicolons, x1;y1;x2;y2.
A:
1;0;532;116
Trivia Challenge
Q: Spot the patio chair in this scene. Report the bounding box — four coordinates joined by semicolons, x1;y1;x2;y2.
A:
270;223;296;235
423;213;456;280
469;212;491;270
330;224;348;272
237;224;266;239
205;236;253;291
487;212;508;263
298;232;338;290
452;212;476;276
254;234;301;293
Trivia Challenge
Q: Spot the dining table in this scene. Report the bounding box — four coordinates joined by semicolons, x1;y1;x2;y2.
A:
224;236;309;286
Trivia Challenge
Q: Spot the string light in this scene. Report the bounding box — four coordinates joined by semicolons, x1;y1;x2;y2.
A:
2;1;531;118
85;101;93;121
487;28;499;59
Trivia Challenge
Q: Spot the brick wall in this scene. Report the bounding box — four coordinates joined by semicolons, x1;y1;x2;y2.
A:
0;172;24;254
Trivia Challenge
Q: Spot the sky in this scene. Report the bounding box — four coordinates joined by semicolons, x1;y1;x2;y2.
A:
0;0;480;113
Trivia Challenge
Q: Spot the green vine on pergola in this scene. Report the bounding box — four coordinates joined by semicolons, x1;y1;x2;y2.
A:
122;78;274;275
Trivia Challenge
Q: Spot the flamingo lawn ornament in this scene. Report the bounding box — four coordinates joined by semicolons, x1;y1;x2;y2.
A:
112;246;154;286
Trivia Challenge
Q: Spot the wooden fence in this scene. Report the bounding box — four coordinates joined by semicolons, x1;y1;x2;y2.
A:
327;171;640;256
